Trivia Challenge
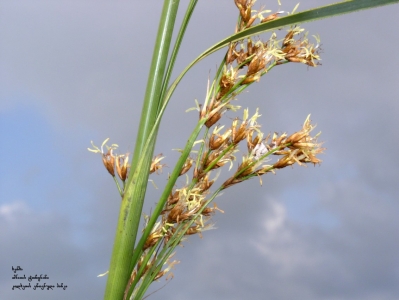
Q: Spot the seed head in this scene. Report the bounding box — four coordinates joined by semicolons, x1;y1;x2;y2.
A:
209;126;231;150
261;11;284;23
179;157;194;176
205;110;223;128
88;138;119;177
150;154;166;174
102;149;116;176
115;153;130;181
217;66;238;99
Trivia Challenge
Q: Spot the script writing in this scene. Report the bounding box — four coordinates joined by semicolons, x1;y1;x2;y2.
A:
11;266;68;291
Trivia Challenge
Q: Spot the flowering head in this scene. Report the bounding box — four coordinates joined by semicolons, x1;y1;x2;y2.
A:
116;153;130;181
88;138;119;176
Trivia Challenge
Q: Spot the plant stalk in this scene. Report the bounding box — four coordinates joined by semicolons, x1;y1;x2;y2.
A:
104;1;180;299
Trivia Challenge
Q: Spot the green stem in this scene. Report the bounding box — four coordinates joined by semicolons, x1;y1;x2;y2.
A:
112;176;123;197
104;1;180;299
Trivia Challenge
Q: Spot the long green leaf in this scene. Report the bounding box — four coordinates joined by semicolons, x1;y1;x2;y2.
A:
157;0;198;116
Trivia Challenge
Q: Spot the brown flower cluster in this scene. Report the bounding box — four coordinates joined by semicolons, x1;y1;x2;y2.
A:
129;175;224;289
124;251;179;300
88;139;165;185
139;110;323;276
197;109;261;177
128;113;263;287
222;114;324;188
144;181;223;250
140;110;260;246
216;0;321;99
198;1;321;130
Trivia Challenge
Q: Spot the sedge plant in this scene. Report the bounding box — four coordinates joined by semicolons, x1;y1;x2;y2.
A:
87;0;399;299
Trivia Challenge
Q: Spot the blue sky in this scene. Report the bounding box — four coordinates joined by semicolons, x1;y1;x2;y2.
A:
1;1;399;299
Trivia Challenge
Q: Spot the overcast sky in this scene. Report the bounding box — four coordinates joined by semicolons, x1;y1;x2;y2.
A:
1;1;399;299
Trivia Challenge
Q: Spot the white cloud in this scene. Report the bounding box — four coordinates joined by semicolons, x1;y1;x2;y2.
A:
0;201;30;222
252;198;329;276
